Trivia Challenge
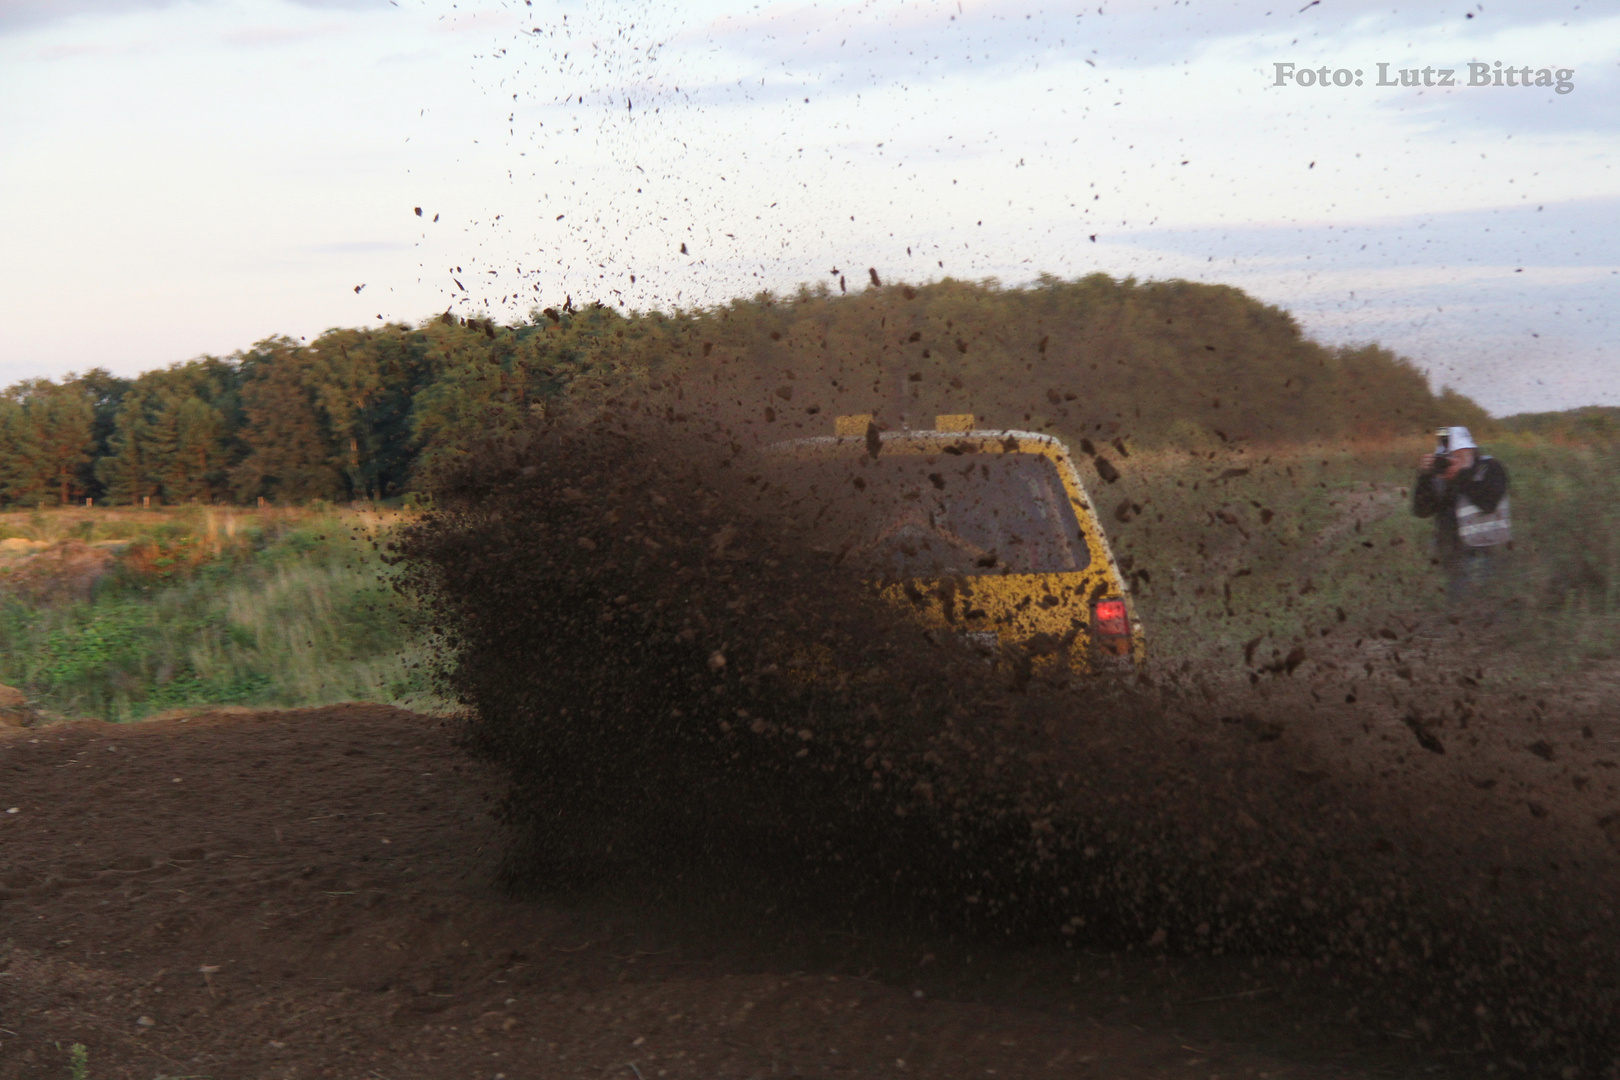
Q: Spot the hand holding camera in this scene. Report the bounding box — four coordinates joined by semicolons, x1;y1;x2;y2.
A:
1422;428;1455;476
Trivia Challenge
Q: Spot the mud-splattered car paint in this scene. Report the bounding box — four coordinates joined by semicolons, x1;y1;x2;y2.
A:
761;415;1144;684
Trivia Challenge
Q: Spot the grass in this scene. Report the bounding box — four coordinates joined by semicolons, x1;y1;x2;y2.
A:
2;435;1611;722
0;506;439;723
1101;434;1620;683
1481;436;1620;657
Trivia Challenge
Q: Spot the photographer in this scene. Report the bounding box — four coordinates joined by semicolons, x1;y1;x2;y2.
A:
1411;426;1510;603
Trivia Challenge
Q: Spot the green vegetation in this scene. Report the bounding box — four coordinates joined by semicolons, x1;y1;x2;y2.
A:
1484;436;1620;655
68;1042;90;1080
2;273;1608;717
0;508;433;722
1;274;1493;509
1;435;1610;721
1497;405;1620;444
1112;435;1620;681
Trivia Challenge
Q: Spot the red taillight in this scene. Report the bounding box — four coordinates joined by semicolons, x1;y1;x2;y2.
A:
1093;599;1129;637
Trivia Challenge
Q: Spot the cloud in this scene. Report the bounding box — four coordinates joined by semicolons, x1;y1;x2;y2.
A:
668;0;1616;117
1120;197;1620;272
285;0;390;9
1362;62;1620;137
0;0;391;36
616;189;1619;411
1018;196;1620;412
304;240;413;254
0;0;186;35
220;19;349;46
431;7;517;35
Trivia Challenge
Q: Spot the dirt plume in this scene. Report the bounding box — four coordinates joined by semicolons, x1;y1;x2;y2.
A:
395;404;1620;1077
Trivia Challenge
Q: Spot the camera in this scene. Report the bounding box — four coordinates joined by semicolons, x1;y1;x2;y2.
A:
1429;428;1452;474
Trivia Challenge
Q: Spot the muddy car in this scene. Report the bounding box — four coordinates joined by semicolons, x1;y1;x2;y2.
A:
760;414;1144;684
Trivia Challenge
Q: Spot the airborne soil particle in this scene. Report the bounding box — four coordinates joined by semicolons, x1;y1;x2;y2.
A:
1;706;1442;1079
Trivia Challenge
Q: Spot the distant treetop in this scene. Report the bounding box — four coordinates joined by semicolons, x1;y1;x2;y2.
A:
0;275;1504;507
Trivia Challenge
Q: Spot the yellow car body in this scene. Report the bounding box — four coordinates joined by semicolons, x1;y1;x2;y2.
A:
761;415;1145;684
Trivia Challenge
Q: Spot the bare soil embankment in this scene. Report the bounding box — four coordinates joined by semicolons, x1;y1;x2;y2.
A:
0;705;1461;1080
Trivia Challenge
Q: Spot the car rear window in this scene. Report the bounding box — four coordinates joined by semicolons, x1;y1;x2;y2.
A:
759;450;1091;577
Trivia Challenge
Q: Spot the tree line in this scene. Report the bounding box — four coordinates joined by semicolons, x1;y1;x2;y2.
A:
0;274;1496;507
1496;406;1620;444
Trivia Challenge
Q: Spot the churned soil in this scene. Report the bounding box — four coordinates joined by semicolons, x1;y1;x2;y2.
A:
0;705;1432;1080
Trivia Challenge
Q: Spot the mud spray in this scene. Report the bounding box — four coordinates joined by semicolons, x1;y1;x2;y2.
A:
394;373;1620;1078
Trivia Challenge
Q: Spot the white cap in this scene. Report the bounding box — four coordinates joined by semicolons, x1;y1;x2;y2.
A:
1445;426;1477;452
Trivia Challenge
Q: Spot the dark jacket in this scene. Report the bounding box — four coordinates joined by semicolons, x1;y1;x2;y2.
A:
1412;455;1509;557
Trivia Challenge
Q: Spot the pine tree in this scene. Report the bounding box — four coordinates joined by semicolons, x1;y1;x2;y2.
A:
306;329;385;500
36;384;95;504
70;369;133;502
230;338;345;503
0;379;95;506
152;394;226;503
96;390;160;505
0;396;40;505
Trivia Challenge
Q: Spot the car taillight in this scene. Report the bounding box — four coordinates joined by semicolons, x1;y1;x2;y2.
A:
1093;599;1129;637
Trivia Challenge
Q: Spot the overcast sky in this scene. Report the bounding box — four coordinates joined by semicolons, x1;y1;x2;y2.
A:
2;0;1616;414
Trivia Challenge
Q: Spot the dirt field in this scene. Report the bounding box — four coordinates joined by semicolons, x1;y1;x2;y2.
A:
0;704;1472;1080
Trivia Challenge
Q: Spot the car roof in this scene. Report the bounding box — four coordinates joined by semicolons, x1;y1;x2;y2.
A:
763;428;1069;456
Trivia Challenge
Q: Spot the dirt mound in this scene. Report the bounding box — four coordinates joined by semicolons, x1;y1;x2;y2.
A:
0;684;38;729
0;539;118;604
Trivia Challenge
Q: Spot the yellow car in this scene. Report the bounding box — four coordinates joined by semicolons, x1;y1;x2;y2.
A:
760;413;1144;685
